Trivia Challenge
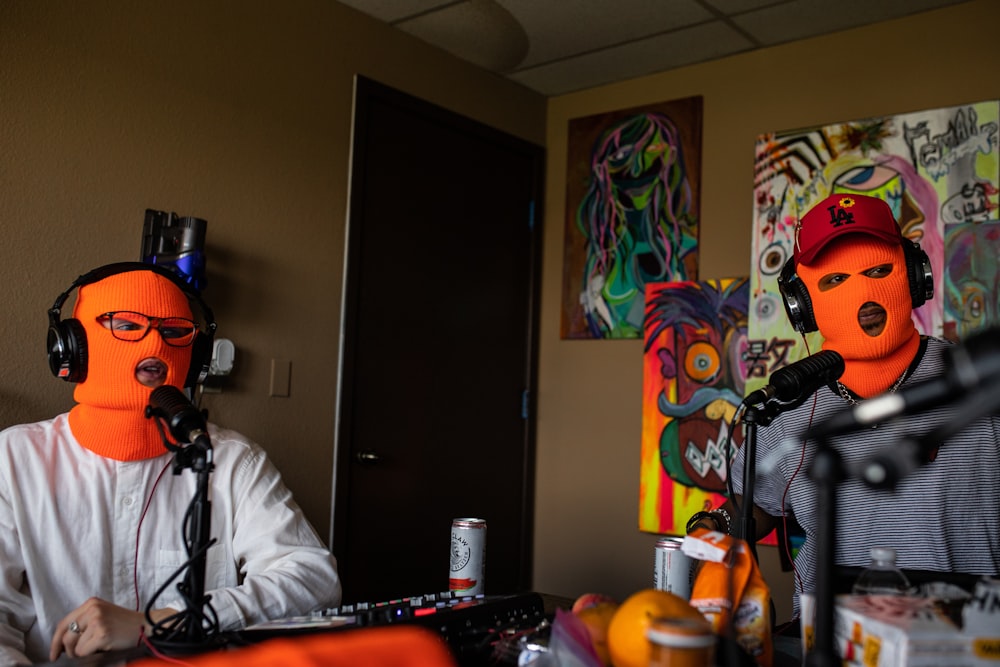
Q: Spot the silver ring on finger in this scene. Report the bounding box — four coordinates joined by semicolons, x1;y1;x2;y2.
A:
68;621;82;634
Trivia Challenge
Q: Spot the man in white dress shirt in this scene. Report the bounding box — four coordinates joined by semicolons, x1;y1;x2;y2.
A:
0;263;341;665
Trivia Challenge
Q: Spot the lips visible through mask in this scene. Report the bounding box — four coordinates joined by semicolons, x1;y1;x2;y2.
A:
857;301;887;337
135;357;168;387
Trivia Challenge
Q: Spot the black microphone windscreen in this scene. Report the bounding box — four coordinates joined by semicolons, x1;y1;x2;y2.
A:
149;385;206;443
150;385;192;416
770;350;845;402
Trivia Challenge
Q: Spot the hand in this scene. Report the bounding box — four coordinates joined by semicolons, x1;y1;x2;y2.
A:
48;597;176;661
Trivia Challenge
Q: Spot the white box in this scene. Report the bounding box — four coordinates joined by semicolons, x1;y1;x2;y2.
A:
805;595;1000;667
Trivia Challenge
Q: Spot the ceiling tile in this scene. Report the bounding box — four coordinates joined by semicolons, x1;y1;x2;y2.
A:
703;0;796;13
334;0;976;95
336;0;453;23
397;0;529;71
499;0;714;68
509;20;755;96
733;0;971;45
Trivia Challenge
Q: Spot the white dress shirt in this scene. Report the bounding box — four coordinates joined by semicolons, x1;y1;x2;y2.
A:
0;414;341;665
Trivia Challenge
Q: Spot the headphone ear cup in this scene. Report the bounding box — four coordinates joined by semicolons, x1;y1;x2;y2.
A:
778;259;818;334
903;241;934;308
185;332;214;388
47;318;89;383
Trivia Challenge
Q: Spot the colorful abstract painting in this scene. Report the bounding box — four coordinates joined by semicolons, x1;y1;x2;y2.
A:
749;100;999;387
562;96;703;339
640;278;774;541
944;219;1000;340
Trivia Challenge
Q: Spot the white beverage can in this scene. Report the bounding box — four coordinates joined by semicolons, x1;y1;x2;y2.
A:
450;518;486;595
653;536;692;599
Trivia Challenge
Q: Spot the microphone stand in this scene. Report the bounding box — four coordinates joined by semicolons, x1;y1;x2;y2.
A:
144;411;219;651
805;374;1000;667
735;408;760;560
172;436;215;644
735;399;784;561
805;434;843;667
858;383;1000;490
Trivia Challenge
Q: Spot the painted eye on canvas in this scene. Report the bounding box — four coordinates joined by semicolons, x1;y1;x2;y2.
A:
684;341;720;384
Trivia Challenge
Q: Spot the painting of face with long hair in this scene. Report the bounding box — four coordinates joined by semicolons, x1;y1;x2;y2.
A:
563;98;702;339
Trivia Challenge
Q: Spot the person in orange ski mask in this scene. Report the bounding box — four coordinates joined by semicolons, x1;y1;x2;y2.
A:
690;195;1000;642
0;264;341;664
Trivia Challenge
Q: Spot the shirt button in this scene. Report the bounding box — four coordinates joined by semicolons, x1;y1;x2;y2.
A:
122;496;134;506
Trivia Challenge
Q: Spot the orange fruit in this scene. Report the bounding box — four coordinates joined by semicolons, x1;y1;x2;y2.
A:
575;601;619;666
606;589;707;667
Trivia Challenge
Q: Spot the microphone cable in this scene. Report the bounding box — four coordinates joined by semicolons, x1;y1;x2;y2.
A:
732;335;821;630
134;459;174;613
777;336;818;628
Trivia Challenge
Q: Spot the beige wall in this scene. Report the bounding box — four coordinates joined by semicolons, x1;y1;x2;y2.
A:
3;0;997;625
536;0;999;622
0;0;543;556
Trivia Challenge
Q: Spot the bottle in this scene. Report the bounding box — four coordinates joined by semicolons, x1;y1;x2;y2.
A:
852;546;912;596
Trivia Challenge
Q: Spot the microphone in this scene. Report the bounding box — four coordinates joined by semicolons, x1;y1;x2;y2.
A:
743;350;845;407
147;385;210;447
808;326;1000;439
858;378;1000;489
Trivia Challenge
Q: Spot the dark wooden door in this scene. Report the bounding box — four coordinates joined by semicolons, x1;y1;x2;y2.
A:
332;77;543;603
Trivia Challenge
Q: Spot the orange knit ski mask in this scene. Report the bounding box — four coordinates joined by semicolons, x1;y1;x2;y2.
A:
796;236;915;361
793;195;920;397
68;270;195;460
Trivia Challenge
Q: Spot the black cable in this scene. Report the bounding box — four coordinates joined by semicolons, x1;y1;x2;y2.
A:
142;428;220;645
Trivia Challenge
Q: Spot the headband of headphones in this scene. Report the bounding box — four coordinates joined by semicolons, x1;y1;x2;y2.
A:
47;262;217;386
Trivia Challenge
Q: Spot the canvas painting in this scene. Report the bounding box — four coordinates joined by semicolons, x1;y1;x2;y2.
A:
749;101;999;388
639;278;773;542
562;97;703;339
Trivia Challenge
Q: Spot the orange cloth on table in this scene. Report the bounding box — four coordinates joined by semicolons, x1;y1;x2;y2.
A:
130;626;458;666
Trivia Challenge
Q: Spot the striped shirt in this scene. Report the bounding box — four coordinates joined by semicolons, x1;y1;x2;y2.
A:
732;337;1000;614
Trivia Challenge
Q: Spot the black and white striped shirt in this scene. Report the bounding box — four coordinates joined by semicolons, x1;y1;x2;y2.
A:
733;337;1000;613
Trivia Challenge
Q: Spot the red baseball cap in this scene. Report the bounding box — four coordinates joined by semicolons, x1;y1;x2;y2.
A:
794;194;905;266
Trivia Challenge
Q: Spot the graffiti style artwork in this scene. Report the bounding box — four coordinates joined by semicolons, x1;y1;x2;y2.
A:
640;278;774;541
944;218;1000;340
562;97;703;339
750;101;999;385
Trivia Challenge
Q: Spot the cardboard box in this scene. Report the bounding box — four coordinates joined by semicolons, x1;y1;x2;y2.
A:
816;595;1000;667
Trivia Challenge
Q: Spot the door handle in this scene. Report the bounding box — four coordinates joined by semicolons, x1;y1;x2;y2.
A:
355;449;381;465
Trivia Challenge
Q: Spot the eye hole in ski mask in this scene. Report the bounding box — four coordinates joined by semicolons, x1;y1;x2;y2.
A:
796;235;914;361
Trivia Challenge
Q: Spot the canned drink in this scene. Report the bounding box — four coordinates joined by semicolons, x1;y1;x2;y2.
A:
654;536;693;599
450;518;486;595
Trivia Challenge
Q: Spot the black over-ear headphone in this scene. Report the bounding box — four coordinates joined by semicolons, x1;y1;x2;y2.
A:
47;262;217;387
777;239;934;334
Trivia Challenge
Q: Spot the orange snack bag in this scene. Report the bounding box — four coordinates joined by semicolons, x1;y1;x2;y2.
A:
683;528;773;667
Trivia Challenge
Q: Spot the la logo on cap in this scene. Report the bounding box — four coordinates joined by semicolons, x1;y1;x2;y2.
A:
824;196;858;228
793;194;903;266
